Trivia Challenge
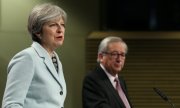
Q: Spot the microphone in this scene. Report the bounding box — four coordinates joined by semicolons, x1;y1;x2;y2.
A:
153;87;175;108
153;87;169;101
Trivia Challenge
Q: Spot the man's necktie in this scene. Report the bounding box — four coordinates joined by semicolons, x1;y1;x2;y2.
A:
114;78;131;108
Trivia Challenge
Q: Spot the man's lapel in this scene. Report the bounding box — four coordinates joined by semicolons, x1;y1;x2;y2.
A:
103;77;126;108
97;65;126;107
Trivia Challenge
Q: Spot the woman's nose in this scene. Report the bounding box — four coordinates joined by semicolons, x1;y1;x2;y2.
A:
57;25;62;33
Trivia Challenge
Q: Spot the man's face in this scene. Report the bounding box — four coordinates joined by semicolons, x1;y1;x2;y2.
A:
100;42;126;76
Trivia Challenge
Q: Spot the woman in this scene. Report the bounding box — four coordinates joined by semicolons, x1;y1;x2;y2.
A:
2;3;67;108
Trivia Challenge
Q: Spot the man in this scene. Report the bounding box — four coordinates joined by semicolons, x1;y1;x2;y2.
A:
82;36;132;108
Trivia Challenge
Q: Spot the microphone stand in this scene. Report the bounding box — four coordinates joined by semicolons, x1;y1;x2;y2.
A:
167;99;175;108
153;87;175;108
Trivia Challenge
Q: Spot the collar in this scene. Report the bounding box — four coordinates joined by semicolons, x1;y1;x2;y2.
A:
100;63;118;88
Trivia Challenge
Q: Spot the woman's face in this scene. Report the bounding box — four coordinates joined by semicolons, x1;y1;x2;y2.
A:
37;17;65;53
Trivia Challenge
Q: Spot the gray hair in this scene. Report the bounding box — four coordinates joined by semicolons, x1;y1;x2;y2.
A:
27;3;67;43
97;36;128;62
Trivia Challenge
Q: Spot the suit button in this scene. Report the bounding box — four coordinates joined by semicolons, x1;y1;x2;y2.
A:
60;91;63;95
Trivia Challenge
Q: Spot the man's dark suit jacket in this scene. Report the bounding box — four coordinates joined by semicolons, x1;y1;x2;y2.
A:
82;64;132;108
